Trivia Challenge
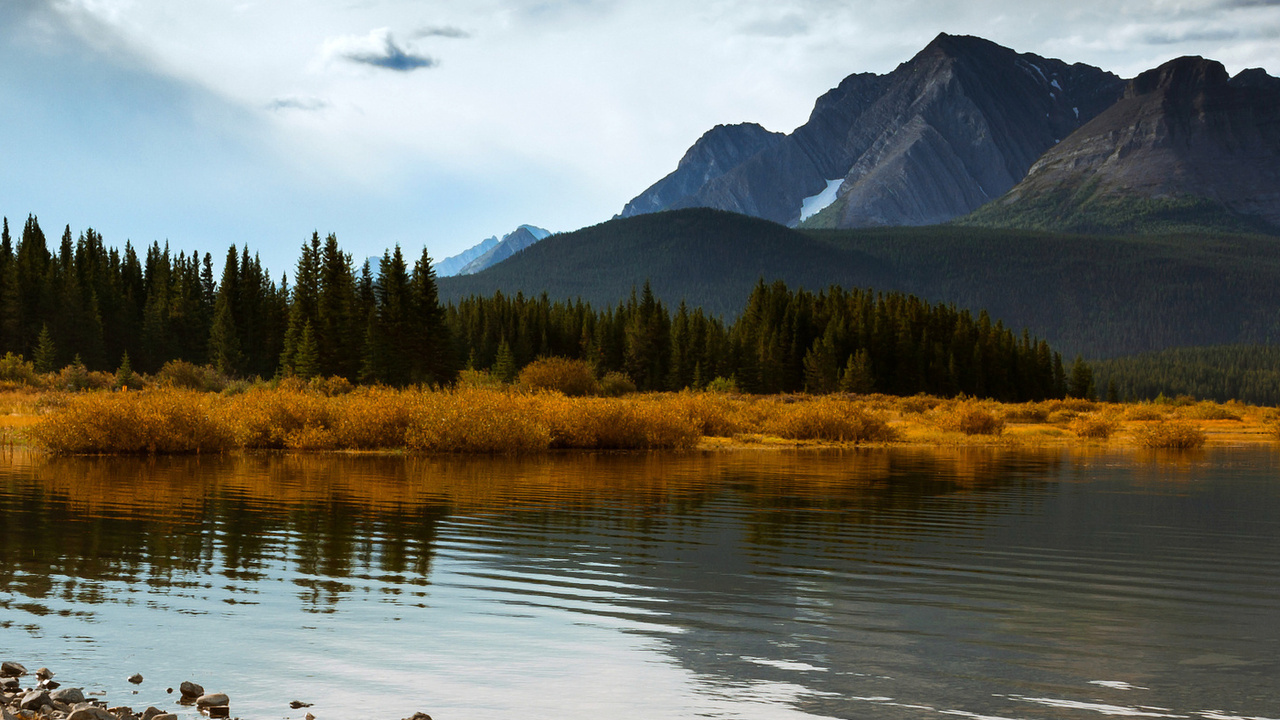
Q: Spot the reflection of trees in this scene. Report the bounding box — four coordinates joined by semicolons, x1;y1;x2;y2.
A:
0;448;1062;616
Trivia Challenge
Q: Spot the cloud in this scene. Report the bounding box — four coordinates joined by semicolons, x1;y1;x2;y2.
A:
324;28;436;71
412;26;471;39
267;96;329;112
1220;0;1280;6
738;14;810;38
1144;27;1241;43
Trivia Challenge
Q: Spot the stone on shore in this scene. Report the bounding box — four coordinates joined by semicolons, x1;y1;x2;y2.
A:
404;713;434;720
140;706;164;720
67;707;115;720
195;693;228;708
35;668;54;681
178;682;203;699
0;662;26;678
127;673;144;685
51;687;86;705
19;690;49;711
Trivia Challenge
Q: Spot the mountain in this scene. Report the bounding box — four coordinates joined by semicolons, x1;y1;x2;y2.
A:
436;235;500;277
619;123;785;218
438;208;1280;358
437;225;552;277
457;224;551;275
620;34;1124;229
959;56;1280;234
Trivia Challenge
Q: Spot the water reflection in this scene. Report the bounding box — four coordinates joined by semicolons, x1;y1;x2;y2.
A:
1;447;1278;720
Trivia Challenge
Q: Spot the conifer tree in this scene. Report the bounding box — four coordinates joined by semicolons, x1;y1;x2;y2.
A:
33;324;56;373
492;339;516;383
115;352;136;390
839;349;875;394
294;321;320;380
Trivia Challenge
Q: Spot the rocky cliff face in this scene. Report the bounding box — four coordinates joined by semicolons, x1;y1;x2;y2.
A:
972;56;1280;231
619;123;784;218
621;34;1124;228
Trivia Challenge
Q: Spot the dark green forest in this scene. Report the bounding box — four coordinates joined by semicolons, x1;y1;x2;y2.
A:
1093;345;1280;406
438;208;1280;358
0;214;1079;401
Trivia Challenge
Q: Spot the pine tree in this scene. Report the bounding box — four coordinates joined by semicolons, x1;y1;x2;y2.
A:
294;320;320;380
492;339;516;383
33;324;56;373
1067;355;1095;399
208;293;243;375
839;349;875;394
115;351;136;390
409;247;451;385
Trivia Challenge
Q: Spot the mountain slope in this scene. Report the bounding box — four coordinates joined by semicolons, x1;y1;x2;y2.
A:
961;56;1280;233
619;123;785;218
458;224;551;275
436;235;500;277
621;34;1123;229
438;209;1280;357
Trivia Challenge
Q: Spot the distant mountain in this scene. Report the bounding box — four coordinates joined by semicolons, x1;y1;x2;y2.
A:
619;123;784;218
621;34;1123;229
436;235;500;277
457;225;551;275
960;56;1280;234
439;208;1280;358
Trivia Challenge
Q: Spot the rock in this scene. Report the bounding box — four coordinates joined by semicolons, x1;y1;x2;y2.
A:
34;670;53;682
289;701;313;709
68;708;116;720
178;682;203;699
19;691;49;710
107;706;135;720
305;714;314;720
1;677;19;691
151;715;176;720
0;663;26;678
39;679;60;690
404;714;433;720
194;694;227;708
126;674;143;685
50;688;85;705
139;707;163;720
205;706;229;719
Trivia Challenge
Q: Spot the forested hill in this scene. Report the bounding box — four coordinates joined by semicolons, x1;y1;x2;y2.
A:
438;208;1280;358
438;210;892;318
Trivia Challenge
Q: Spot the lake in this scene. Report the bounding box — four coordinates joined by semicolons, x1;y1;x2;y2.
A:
1;448;1278;720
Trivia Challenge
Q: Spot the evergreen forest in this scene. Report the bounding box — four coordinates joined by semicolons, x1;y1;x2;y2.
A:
0;214;1082;401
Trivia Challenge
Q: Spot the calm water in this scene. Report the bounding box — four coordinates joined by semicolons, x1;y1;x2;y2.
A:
1;448;1278;720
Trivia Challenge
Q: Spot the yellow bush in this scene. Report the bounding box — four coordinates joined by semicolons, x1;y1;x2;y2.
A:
1070;413;1120;439
1123;404;1167;421
666;391;747;437
329;387;416;449
542;395;699;449
1133;420;1207;449
1003;402;1050;423
762;397;898;443
1177;402;1241;421
220;387;334;449
518;357;600;396
934;402;1005;436
405;388;551;453
28;389;235;454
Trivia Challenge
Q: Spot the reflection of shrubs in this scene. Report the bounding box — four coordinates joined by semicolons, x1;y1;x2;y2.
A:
1134;420;1206;449
518;357;600;396
1071;414;1120;439
935;402;1005;435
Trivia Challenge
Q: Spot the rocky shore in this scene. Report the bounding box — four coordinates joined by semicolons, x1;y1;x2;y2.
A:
1;662;432;720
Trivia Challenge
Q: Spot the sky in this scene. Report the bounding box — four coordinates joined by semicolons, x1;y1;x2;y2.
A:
2;0;1278;276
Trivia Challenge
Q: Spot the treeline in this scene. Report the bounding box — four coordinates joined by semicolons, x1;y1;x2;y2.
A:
1092;345;1280;405
0;214;1081;401
0;215;449;386
452;280;1081;400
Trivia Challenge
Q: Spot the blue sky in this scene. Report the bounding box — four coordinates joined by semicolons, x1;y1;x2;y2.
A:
2;0;1278;276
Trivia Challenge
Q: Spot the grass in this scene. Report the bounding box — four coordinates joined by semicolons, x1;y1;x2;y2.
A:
21;386;1279;455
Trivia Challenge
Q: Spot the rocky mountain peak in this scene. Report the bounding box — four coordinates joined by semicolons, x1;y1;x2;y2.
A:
1128;56;1230;99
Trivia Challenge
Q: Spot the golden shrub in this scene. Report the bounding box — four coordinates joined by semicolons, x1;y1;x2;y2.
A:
666;391;747;437
542;395;699;449
1133;420;1207;449
517;357;600;396
761;397;898;443
1123;404;1167;421
329;387;416;449
29;388;235;454
405;388;551;453
1003;402;1050;423
1070;413;1120;439
934;402;1005;436
220;387;335;449
1177;402;1241;421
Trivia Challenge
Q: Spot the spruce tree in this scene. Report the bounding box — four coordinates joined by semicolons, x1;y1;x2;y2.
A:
492;339;516;383
33;323;56;373
116;351;136;390
294;320;320;380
